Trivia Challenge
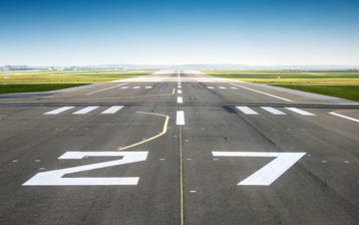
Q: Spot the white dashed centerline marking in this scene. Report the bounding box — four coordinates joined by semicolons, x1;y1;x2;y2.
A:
177;97;183;104
120;86;129;89
101;106;123;114
236;106;258;115
329;112;359;123
145;86;152;89
261;107;286;115
207;86;214;89
177;89;182;94
285;107;315;116
133;86;140;89
73;106;99;115
176;111;185;125
219;86;227;90
44;106;75;115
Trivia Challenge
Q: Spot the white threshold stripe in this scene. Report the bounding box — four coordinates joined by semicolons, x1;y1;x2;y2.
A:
329;112;359;123
45;106;74;115
177;90;182;94
261;107;286;115
285;107;315;116
86;83;129;95
176;111;185;125
101;106;123;114
73;106;99;115
231;83;293;102
236;106;258;115
177;96;183;104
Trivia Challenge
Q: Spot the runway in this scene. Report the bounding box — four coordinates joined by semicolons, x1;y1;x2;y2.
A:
0;70;358;225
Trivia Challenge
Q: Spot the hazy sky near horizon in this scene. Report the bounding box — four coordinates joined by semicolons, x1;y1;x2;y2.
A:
1;0;359;66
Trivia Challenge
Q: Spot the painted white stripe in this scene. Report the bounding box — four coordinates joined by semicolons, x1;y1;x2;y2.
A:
219;86;227;90
236;106;258;115
177;89;182;94
177;97;183;104
73;106;99;115
86;83;129;95
101;106;123;114
230;87;239;90
178;85;181;89
145;86;152;89
176;111;185;125
285;107;315;116
44;106;74;115
329;112;359;123
120;86;129;89
261;107;286;115
133;86;140;89
231;83;293;102
207;86;214;89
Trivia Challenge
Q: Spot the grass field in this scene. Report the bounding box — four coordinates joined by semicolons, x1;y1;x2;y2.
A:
203;70;359;101
0;84;89;94
0;70;153;94
0;70;153;84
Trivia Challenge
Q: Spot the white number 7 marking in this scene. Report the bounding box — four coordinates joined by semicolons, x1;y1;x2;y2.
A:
23;151;148;186
212;152;306;186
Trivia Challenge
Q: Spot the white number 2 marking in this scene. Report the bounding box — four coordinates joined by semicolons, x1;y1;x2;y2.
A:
212;151;306;186
23;151;148;186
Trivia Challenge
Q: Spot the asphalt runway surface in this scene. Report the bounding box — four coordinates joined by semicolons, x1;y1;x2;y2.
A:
0;70;358;225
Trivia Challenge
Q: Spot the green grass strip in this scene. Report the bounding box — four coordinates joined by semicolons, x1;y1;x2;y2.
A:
274;85;359;101
0;83;89;94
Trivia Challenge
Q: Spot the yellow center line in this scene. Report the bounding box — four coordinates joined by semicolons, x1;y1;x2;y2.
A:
117;111;170;150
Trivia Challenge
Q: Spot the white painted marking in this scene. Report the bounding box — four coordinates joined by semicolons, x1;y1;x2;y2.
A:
261;107;286;115
231;83;293;102
207;86;214;89
120;86;129;89
44;106;75;115
285;107;315;116
23;151;148;186
219;86;227;90
236;106;258;115
189;190;197;193
178;85;182;89
176;111;185;125
329;112;359;123
177;97;183;104
73;106;99;115
230;87;239;90
101;106;123;114
177;89;182;94
212;151;306;186
145;86;152;89
133;86;140;89
86;83;129;95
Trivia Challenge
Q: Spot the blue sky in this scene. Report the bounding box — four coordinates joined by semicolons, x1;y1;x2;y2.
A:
1;0;358;66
